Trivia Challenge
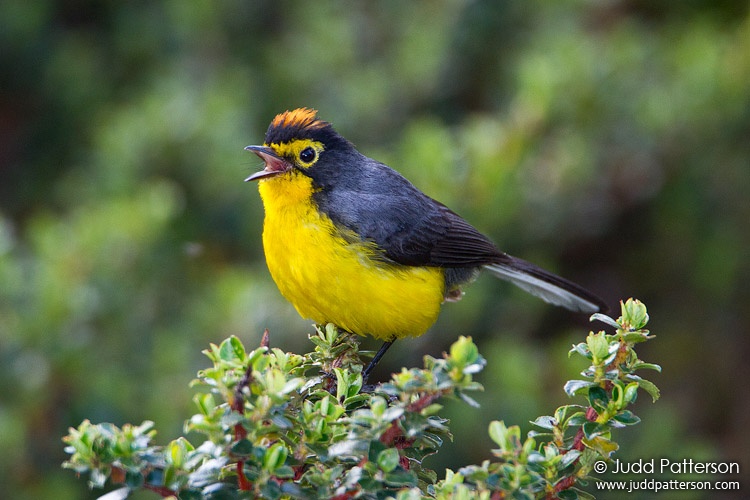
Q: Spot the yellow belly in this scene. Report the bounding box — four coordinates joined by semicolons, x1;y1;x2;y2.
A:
258;175;445;340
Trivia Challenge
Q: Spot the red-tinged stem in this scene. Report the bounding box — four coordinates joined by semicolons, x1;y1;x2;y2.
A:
380;421;402;446
113;466;176;498
331;492;358;500
231;333;270;491
571;407;599;452
552;406;599;497
237;461;253;491
144;483;178;497
406;391;442;412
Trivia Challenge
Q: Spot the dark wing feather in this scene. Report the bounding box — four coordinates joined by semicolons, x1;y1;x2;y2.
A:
313;157;501;267
312;156;607;313
421;208;502;266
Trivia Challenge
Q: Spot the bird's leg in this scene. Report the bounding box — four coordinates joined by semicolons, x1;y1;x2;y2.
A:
362;338;395;385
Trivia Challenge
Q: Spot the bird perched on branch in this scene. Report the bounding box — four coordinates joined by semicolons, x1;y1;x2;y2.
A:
246;108;607;379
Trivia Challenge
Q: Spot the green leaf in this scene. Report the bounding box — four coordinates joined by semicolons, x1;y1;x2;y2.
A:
488;421;521;452
621;298;649;330
623;383;639;404
566;413;589;427
569;342;590;359
556;405;585;425
167;438;188;468
384;469;418;487
628;375;661;402
458;392;481;408
620;331;651;343
218;336;246;362
449;336;479;366
559;449;581;469
328;438;368;458
193;393;216;416
420;403;443;416
588;386;609;412
531;415;556;430
590;313;621;330
564;380;595;397
396;489;424;500
613;410;641;425
324;322;339;344
177;491;204;500
162;464;176;490
263;443;288;472
273;465;295;479
260;481;283;499
583;435;619;456
377;448;401;473
281;377;305;395
582;421;605;439
586;332;609;364
632;361;662;372
230;439;254;457
556;487;579;499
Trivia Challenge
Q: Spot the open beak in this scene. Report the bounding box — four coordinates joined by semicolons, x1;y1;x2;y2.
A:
244;145;292;181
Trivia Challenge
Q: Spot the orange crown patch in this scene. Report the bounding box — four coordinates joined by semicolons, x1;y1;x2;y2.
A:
264;108;337;146
270;108;325;131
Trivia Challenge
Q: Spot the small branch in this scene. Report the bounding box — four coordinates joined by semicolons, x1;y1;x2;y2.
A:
230;332;270;491
380;421;401;446
406;392;442;412
552;406;599;496
571;407;599;452
144;483;179;497
112;465;176;498
551;476;576;497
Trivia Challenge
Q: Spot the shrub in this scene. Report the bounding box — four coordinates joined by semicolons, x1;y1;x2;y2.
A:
63;298;658;499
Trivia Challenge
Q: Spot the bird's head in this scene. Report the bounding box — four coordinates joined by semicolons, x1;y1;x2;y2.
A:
245;108;353;183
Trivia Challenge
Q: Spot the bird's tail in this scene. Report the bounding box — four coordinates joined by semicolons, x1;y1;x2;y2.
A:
484;256;607;314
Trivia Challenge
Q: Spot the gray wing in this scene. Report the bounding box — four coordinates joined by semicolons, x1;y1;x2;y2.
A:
313;158;607;313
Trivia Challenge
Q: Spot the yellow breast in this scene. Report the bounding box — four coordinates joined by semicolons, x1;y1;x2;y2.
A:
258;173;445;340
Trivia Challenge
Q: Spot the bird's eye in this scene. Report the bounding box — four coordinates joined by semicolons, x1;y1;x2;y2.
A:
299;147;317;164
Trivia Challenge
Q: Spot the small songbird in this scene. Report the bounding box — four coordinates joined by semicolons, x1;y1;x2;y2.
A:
246;108;606;376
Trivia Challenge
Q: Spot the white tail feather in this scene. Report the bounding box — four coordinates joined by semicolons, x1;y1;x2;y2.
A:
484;263;601;313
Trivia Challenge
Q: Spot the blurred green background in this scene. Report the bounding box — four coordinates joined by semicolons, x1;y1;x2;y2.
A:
1;1;748;498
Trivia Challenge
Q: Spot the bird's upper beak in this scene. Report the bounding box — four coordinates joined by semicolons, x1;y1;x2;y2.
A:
244;145;292;181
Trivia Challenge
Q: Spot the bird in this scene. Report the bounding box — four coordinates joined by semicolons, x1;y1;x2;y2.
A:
245;108;607;379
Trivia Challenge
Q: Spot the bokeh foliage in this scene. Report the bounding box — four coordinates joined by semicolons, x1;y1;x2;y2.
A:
1;1;748;498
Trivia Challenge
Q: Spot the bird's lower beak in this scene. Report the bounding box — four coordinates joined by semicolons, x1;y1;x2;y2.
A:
244;145;292;181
